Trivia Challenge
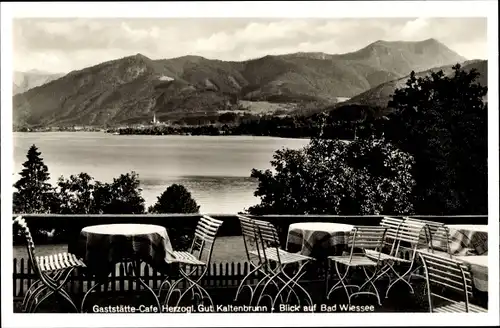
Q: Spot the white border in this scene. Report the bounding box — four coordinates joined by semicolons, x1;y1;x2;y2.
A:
1;1;498;327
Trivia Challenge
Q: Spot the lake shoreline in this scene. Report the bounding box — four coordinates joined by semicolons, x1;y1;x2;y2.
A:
14;132;309;213
14;130;311;140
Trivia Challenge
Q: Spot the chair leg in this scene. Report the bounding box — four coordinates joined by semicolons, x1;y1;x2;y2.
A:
349;266;383;306
25;284;49;313
234;264;262;302
158;279;172;302
32;287;78;313
175;268;212;307
22;280;43;312
249;270;274;306
327;262;359;301
23;269;66;312
80;280;105;313
165;276;184;306
271;261;312;311
32;269;79;313
385;263;415;298
256;268;283;307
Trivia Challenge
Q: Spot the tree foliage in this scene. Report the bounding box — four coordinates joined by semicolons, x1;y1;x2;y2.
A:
148;184;200;214
95;172;146;214
248;136;415;215
55;173;95;214
13;144;57;213
385;64;488;214
54;171;146;214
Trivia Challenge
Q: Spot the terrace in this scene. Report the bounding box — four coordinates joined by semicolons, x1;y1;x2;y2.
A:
12;214;489;313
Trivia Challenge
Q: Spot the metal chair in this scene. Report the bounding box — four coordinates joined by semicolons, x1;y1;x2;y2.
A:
366;219;427;298
160;215;223;307
327;226;387;305
233;215;267;303
405;218;452;286
406;217;452;257
364;216;405;262
418;251;487;313
250;218;314;312
234;216;303;306
13;216;86;313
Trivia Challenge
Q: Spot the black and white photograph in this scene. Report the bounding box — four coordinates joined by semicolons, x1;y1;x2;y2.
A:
1;1;498;327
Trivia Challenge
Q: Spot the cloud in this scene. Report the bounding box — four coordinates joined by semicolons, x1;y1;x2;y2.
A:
400;18;430;39
12;17;488;73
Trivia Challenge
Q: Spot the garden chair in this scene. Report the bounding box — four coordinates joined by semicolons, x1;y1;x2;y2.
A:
364;216;405;261
234;215;267;303
327;226;387;305
160;215;223;307
13;216;86;313
234;215;302;306
405;218;452;285
406;217;452;257
250;218;314;312
365;219;427;298
418;251;487;313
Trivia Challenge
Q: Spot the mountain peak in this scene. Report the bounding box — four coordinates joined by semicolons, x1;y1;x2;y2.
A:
421;38;440;44
125;53;152;62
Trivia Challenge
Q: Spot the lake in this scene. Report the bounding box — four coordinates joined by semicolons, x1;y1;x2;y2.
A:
13;132;309;213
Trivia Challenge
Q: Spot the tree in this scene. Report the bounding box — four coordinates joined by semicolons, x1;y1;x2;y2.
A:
94;172;146;214
148;184;200;251
248;136;415;215
385;64;488;214
53;171;145;214
13;144;57;213
55;173;96;214
148;184;200;214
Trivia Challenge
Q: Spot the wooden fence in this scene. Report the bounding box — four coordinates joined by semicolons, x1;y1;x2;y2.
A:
13;258;261;301
13;253;421;301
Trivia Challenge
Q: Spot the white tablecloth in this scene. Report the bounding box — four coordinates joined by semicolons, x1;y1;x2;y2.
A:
286;222;354;257
456;255;488;292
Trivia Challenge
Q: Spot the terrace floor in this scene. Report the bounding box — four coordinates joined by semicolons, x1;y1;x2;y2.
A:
13;236;248;264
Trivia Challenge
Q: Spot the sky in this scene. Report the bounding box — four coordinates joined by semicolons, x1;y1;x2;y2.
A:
13;17;487;74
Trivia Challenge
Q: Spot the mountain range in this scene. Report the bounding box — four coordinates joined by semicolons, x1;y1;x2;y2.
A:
14;38;480;128
13;70;65;95
343;59;488;108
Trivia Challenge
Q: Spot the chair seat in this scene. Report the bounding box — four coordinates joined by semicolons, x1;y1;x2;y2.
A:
434;301;487;313
364;249;411;263
417;247;453;258
36;253;86;272
329;255;378;267
171;251;206;266
249;248;312;264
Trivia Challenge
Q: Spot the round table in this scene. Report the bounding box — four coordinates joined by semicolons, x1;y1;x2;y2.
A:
286;222;354;258
76;224;175;312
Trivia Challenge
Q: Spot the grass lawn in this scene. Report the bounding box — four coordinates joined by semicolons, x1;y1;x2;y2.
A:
13;236;248;265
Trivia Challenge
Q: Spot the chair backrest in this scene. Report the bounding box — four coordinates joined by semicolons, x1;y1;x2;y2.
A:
346;226;387;263
237;215;262;265
392;220;427;261
380;216;405;254
251;219;282;265
13;216;42;276
418;251;474;312
406;218;451;256
190;215;224;264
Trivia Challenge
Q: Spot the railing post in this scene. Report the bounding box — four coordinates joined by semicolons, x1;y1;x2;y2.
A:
13;258;18;299
22;259;27;297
